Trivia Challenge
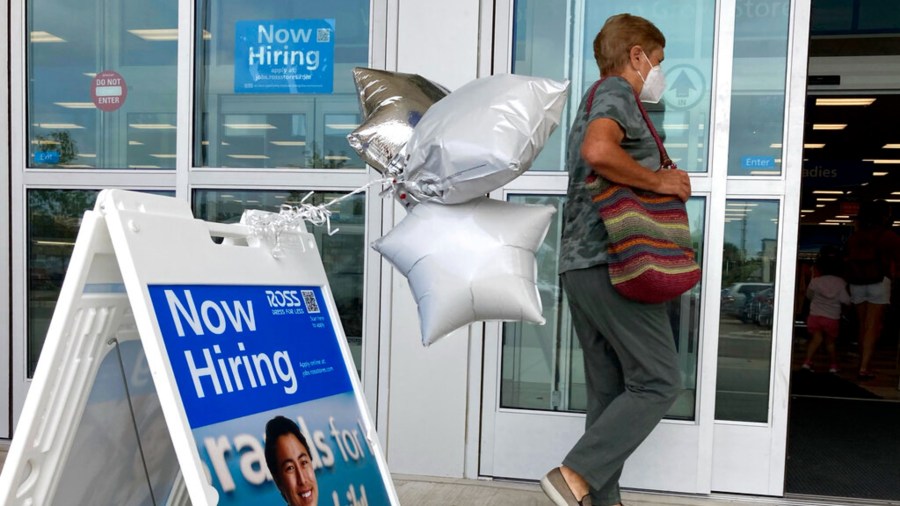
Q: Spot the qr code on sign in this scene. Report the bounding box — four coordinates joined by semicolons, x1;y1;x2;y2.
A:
317;28;331;43
301;290;320;313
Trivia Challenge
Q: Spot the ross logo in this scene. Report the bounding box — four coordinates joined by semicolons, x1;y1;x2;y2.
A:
265;289;303;308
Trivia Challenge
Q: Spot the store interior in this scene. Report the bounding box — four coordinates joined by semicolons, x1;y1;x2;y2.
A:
783;12;900;500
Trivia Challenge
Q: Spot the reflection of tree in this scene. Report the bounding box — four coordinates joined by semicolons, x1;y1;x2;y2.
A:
307;141;349;169
28;190;98;240
34;131;79;165
722;241;763;286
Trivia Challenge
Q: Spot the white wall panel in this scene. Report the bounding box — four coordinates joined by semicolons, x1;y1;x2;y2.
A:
384;0;480;478
1;0;11;439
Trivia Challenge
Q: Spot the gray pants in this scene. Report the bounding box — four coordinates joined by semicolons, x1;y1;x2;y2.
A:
561;265;681;506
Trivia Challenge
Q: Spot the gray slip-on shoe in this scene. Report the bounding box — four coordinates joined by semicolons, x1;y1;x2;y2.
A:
540;467;584;506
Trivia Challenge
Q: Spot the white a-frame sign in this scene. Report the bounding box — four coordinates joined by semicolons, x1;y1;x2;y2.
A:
0;189;399;505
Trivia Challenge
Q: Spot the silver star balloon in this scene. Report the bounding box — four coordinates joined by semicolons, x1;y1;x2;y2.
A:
347;67;449;175
371;197;556;346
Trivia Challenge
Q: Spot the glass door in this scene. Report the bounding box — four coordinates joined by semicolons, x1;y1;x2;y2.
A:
479;0;810;496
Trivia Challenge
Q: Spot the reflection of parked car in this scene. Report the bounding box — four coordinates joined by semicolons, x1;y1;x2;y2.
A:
742;287;774;325
721;282;773;319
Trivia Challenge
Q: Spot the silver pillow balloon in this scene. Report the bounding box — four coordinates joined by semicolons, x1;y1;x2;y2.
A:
396;73;569;204
347;67;449;174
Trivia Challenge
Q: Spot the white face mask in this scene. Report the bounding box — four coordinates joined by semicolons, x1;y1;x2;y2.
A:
637;52;665;104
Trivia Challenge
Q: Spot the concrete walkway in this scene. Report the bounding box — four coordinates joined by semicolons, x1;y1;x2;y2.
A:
392;474;893;506
1;443;891;505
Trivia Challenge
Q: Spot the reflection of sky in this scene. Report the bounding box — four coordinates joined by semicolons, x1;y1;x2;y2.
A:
724;200;779;257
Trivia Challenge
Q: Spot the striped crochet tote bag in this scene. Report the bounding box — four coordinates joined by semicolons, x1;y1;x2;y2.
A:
584;79;700;304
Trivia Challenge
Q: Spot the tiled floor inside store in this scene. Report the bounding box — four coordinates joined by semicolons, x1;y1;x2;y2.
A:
791;328;900;401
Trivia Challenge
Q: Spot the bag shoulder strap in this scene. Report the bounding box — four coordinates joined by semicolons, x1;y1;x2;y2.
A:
585;77;675;169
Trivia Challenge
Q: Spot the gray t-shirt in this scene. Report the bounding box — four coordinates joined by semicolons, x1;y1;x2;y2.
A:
558;76;661;274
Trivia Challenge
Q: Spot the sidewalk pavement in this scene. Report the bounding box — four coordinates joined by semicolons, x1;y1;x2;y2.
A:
0;444;889;505
392;474;892;506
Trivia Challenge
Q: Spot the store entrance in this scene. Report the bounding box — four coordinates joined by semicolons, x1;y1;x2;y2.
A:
784;92;900;502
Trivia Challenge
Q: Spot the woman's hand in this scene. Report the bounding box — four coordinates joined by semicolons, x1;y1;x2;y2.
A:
653;168;691;202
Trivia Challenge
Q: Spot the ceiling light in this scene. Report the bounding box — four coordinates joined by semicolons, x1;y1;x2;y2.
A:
128;28;178;41
818;222;840;226
324;155;351;161
816;198;837;201
882;144;900;149
816;204;825;208
33;123;84;129
31;31;65;43
812;124;846;130
815;98;875;106
770;143;783;149
227;154;270;159
129;140;144;145
129;123;176;129
873;172;889;176
801;209;814;213
150;154;176;158
862;159;900;164
885;199;900;203
224;123;276;130
33;240;76;246
54;102;95;109
128;165;161;169
270;141;307;146
662;124;689;130
325;123;360;130
804;143;825;149
813;190;843;194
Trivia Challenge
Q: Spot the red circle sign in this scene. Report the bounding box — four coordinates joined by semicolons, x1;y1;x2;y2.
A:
90;70;127;112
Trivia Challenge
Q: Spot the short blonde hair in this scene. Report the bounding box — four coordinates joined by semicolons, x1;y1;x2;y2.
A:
594;14;666;76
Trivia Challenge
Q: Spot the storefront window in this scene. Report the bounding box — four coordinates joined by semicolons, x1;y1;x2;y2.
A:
715;199;780;422
512;0;715;173
500;194;705;420
192;190;366;374
194;1;369;168
727;0;790;175
26;189;174;377
28;0;178;169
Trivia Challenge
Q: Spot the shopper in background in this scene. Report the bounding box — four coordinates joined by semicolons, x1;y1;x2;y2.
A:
801;245;850;374
844;200;900;380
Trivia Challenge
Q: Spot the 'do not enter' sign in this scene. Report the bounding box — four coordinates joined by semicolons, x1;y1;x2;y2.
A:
91;70;127;112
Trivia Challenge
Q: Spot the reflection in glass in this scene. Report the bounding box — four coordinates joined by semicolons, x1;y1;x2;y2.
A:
28;0;177;169
500;195;705;420
194;1;369;168
27;190;98;376
511;0;715;173
192;190;366;375
26;189;175;377
727;1;789;175
715;200;780;422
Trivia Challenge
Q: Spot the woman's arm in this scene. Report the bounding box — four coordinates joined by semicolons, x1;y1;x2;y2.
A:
581;118;691;201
